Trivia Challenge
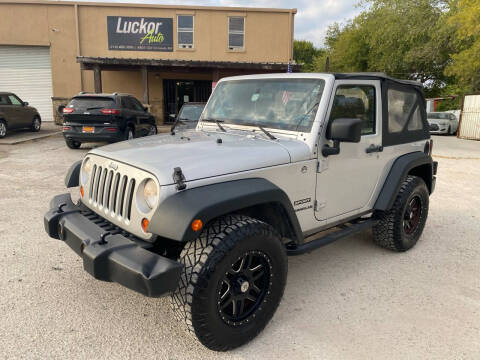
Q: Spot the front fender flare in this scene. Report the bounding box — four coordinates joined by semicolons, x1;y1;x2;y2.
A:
148;178;303;243
64;160;82;188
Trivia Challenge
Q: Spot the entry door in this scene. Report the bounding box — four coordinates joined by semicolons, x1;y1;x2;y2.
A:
315;80;386;221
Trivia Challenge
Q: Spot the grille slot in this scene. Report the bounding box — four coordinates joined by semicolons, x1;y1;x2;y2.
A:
88;167;134;222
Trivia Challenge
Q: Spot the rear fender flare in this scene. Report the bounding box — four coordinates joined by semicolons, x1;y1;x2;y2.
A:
374;152;434;211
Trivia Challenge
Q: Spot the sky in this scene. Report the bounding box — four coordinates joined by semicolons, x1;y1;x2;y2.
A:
69;0;363;47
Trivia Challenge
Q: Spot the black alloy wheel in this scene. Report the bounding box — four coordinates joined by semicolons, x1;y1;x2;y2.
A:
217;250;272;326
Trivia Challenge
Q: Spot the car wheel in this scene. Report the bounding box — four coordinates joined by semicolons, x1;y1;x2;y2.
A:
125;127;134;140
373;175;429;252
147;124;157;136
0;120;7;138
65;139;81;149
31;116;41;132
171;215;288;351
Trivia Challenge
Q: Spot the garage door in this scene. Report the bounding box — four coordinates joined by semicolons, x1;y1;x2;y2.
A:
0;46;54;121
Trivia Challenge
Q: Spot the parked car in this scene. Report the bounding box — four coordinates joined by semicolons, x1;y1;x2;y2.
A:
60;92;157;149
45;73;436;351
0;92;41;138
427;112;458;135
170;102;206;131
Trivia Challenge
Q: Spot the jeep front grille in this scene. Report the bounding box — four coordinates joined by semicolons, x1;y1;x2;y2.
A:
81;155;158;240
89;165;136;221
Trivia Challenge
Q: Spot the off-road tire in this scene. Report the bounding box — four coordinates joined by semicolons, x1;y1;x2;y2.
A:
65;139;81;149
170;215;288;351
373;175;429;251
31;116;41;132
0;119;6;138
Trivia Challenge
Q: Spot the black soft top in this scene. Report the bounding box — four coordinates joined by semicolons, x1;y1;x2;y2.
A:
333;73;423;89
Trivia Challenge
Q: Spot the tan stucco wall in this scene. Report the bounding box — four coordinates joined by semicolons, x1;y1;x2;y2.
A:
0;1;295;110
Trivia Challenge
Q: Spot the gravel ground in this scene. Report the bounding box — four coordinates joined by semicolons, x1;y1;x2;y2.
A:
1;134;479;359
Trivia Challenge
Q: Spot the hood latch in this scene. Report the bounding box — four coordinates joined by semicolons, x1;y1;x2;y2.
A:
172;167;187;191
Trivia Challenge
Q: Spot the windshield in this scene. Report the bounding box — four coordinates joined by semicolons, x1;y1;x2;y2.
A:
201;78;325;132
427;113;451;120
178;104;205;121
67;97;116;110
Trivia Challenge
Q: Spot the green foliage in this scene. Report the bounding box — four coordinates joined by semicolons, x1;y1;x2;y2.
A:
293;40;323;72
444;0;480;91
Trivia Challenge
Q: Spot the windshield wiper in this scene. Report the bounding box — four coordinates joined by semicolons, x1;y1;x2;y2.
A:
240;122;277;140
294;102;319;131
202;118;226;132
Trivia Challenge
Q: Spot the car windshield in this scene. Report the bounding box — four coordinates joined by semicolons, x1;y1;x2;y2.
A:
201;78;326;132
178;104;205;121
67;97;116;110
427;113;451;120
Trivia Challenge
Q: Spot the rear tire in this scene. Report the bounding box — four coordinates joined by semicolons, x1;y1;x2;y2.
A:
65;139;81;149
171;215;288;351
31;116;41;132
0;120;6;138
373;175;429;251
148;124;157;136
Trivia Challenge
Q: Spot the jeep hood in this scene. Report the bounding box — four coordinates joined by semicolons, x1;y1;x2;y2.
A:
89;130;311;185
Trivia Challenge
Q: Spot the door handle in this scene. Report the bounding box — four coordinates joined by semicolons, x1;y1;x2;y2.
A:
366;144;383;153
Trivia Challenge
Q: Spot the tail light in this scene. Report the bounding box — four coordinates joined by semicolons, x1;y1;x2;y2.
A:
105;127;118;132
62;107;74;114
424;139;433;155
62;126;71;131
100;109;120;115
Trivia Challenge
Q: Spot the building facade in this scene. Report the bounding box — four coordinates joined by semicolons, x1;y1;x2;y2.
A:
0;0;297;123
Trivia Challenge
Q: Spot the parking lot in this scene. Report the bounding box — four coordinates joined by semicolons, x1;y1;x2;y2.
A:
1;133;479;359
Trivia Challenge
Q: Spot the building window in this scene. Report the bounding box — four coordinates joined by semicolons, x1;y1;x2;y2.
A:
228;17;245;50
178;15;194;48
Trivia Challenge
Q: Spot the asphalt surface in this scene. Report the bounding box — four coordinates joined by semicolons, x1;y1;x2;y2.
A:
1;133;479;359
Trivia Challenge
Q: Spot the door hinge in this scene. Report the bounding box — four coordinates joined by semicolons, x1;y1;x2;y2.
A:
316;159;328;173
314;200;326;211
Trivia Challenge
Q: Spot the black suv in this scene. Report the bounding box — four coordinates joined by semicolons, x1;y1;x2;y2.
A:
60;93;157;149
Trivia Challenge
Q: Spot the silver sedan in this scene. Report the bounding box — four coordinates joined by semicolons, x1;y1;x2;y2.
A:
427;112;459;135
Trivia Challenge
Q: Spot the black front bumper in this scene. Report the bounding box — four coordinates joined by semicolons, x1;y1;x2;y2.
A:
44;193;182;297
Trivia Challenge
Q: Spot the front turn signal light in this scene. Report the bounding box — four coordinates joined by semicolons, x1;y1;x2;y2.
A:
141;218;150;233
191;219;203;232
80;186;84;197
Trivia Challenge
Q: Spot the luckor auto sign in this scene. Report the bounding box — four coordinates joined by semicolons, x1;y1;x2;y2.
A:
107;16;173;52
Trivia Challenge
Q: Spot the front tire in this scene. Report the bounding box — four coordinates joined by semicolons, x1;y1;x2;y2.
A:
125;126;134;140
171;215;288;351
373;175;429;251
0;120;7;138
65;139;81;149
31;116;41;132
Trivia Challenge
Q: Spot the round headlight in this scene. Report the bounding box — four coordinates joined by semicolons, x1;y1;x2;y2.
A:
83;158;92;175
81;158;92;185
143;179;158;209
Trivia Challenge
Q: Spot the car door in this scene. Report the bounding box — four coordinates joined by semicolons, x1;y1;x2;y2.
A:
7;94;29;128
0;95;15;128
315;80;389;221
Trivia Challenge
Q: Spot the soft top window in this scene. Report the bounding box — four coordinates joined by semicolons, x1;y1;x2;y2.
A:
382;81;429;146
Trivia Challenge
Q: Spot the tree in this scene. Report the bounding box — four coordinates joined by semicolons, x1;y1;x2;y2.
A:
444;0;480;91
316;0;456;95
293;40;323;72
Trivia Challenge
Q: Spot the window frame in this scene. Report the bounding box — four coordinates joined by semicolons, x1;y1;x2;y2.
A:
328;84;377;137
228;16;245;50
8;94;22;106
177;14;194;49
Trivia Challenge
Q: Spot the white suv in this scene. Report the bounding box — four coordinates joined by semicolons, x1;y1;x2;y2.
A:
45;73;437;351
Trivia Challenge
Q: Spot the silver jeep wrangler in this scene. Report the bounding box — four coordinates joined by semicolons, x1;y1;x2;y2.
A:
45;73;437;351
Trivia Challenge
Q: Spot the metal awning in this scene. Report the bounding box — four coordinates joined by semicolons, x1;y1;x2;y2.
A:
77;56;300;72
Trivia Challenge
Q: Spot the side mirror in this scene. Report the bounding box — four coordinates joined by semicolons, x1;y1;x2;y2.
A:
23;101;29;106
143;106;148;112
322;118;362;157
57;105;65;115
